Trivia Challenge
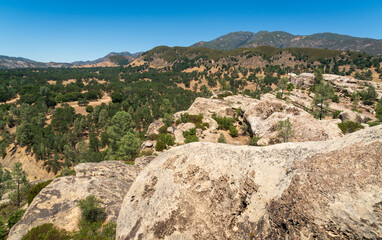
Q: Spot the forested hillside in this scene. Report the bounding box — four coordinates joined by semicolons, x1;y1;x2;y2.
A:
0;46;381;174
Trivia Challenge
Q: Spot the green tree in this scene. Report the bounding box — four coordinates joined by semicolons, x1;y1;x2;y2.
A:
78;196;106;224
113;132;140;160
98;109;109;127
7;209;25;229
277;118;294;143
360;85;377;105
314;68;324;86
217;133;227;143
312;83;334;120
160;99;174;126
107;111;133;152
229;125;238;137
9;162;29;207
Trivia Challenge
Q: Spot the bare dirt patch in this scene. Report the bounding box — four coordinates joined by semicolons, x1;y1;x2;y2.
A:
56;93;112;115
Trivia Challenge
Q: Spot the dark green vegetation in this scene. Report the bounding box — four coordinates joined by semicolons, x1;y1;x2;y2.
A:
26;180;52;205
0;67;201;173
192;31;382;56
338;121;365;134
22;195;115;240
183;128;199;143
7;209;26;229
21;223;70;240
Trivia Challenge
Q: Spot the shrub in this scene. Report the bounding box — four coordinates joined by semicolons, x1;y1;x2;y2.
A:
248;136;260;146
332;110;342;119
212;113;235;130
367;121;380;127
85;105;94;113
229;125;238;137
338;121;365;134
180;113;189;123
276;92;282;99
79;196;106;224
155;141;166;152
26;180;53;205
146;134;158;141
7;209;26;229
139;149;153;156
187;114;203;124
217;133;227;143
58;168;76;177
0;219;6;239
155;133;175;151
331;94;339;103
22;223;70;240
360;86;377;105
195;122;209;130
78;98;89;106
175;119;182;125
287;83;294;91
158;125;168;134
183;128;199;143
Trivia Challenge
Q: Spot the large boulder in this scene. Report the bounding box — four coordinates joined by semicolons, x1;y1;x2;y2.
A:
339;110;369;123
145;119;164;137
116;125;382;239
8;160;149;240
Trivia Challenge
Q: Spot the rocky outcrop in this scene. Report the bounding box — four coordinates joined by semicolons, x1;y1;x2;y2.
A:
241;94;343;145
116;125;382;239
288;73;382;98
147;94;343;147
8;160;152;240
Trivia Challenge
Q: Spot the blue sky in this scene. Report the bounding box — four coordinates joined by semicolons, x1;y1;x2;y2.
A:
1;0;381;62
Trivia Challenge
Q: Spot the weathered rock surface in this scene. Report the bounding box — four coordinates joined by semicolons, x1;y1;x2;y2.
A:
173;94;343;145
289;73;382;98
8;161;143;240
117;125;382;239
145;119;164;137
339;110;369;123
242;94;343;145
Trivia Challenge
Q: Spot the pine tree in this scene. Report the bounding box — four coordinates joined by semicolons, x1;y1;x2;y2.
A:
9;162;29;207
277;118;294;143
312;83;334;120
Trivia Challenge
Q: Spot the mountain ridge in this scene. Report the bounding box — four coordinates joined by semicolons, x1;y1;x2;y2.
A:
2;30;382;69
0;51;142;69
192;31;382;56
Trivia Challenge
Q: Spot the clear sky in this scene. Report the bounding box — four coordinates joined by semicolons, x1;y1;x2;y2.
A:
1;0;381;62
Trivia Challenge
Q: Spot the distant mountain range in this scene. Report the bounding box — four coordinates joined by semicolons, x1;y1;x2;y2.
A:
0;51;141;69
1;31;381;69
192;31;382;56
